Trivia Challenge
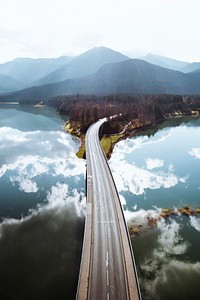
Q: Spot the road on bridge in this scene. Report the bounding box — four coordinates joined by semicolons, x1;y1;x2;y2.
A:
77;118;141;300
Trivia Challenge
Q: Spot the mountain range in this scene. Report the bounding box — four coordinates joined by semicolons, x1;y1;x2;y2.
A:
0;73;22;94
139;53;189;71
0;56;73;88
33;47;129;86
1;46;200;102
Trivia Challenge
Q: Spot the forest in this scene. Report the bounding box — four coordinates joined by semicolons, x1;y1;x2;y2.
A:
52;94;200;134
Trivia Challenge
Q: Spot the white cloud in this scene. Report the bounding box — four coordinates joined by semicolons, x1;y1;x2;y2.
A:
10;176;38;193
0;1;200;63
157;219;189;255
190;216;200;232
0;183;86;240
112;131;171;157
0;165;7;178
109;132;187;195
145;158;164;170
0;127;29;143
189;148;200;159
0;126;85;193
138;217;198;299
141;256;200;300
119;194;126;205
46;183;68;209
110;157;186;195
0;154;85;193
32;183;86;218
124;208;161;225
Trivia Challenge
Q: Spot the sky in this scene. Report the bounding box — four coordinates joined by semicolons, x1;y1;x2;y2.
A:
0;0;200;63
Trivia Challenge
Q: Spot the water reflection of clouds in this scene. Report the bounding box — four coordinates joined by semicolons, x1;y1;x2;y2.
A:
0;114;86;299
113;131;172;157
111;128;200;299
44;182;85;213
190;216;200;232
0;182;85;299
0;126;30;143
10;176;38;193
0;126;85;193
145;158;164;170
0;126;80;160
189;147;200;159
139;217;200;300
125;206;200;299
110;153;186;196
157;219;189;255
110;132;187;196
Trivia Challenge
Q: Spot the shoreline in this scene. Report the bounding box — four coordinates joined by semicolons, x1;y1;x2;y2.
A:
128;206;200;238
64;112;200;160
64;121;128;159
0;102;19;105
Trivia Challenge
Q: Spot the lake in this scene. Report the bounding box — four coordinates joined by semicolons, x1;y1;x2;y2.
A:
0;106;200;299
109;116;200;300
0;105;86;300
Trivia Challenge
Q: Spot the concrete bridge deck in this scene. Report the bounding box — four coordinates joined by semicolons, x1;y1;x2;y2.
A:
76;118;141;300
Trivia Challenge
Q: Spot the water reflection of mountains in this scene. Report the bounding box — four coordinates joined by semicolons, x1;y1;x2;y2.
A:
132;116;200;138
0;104;69;132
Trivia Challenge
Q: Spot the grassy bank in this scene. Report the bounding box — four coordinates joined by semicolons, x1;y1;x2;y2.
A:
64;121;126;159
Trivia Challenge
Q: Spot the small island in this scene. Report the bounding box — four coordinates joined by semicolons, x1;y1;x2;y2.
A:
129;206;200;238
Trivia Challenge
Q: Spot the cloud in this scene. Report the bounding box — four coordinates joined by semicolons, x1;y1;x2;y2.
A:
140;257;200;300
112;131;171;158
10;176;38;193
43;183;86;216
119;194;126;205
0;182;86;238
124;207;161;225
145;158;164;170
0;183;86;299
108;130;188;195
0;126;85;193
0;126;29;143
125;204;197;299
2;152;85;192
137;217;200;300
1;0;200;63
0;115;87;298
190;216;200;232
109;132;187;195
189;148;200;159
157;219;189;255
110;157;186;195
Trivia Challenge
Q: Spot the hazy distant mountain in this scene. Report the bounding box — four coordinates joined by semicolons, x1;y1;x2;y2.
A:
34;47;129;85
0;56;73;85
0;73;22;93
140;53;189;71
180;62;200;73
4;59;200;102
87;59;188;94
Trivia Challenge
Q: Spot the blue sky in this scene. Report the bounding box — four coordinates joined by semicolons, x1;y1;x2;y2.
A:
0;0;199;63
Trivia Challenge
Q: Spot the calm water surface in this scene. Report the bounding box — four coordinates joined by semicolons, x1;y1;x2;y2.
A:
1;106;200;300
0;105;85;300
110;117;200;300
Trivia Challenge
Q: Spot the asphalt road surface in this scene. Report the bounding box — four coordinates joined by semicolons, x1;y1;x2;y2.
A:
83;118;141;300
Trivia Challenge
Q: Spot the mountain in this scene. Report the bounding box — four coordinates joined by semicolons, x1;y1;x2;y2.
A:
140;53;189;71
3;59;200;103
34;46;129;86
0;73;22;93
0;56;73;86
180;62;200;73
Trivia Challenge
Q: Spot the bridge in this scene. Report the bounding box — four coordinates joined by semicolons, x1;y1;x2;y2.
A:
76;118;141;300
